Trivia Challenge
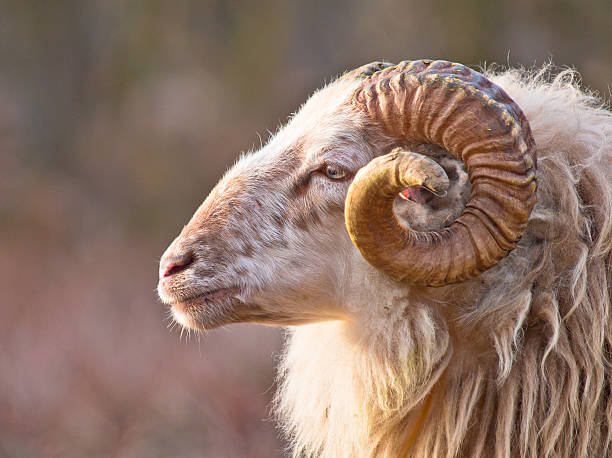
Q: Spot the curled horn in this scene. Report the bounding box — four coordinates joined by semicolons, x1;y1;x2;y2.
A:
344;60;537;286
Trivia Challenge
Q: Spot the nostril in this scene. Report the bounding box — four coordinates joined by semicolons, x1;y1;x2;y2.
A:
162;253;194;278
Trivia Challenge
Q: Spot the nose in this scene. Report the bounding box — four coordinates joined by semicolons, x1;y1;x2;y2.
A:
160;251;194;279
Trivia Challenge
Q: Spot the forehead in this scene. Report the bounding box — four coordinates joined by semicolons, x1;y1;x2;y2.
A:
226;77;366;180
280;78;363;155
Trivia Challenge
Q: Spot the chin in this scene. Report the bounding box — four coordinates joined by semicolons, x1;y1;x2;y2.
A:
159;280;343;330
157;283;240;330
166;294;242;331
169;303;231;330
168;296;336;330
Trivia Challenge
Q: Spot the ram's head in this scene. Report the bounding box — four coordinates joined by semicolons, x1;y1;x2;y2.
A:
157;60;537;330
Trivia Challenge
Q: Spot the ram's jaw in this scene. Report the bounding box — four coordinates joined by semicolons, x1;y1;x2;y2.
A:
167;296;297;332
161;272;345;331
158;236;345;331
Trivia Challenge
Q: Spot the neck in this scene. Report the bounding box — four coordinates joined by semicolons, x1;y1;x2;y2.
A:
276;301;611;457
274;293;455;457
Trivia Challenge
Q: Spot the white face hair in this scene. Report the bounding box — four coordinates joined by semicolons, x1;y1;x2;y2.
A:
158;77;399;329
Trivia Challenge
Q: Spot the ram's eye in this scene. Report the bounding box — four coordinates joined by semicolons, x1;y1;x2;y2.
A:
324;164;347;180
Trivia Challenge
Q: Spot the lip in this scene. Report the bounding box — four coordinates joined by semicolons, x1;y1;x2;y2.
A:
167;286;241;309
165;285;247;330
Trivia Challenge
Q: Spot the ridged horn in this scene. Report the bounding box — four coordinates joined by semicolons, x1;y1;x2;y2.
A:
345;60;537;286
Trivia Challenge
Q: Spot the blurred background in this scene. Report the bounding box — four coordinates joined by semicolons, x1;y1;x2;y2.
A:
0;1;610;456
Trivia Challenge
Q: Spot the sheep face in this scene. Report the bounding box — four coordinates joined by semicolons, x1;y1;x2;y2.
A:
158;78;388;330
158;59;538;331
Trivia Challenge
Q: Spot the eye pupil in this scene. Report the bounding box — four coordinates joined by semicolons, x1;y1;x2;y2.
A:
325;164;346;179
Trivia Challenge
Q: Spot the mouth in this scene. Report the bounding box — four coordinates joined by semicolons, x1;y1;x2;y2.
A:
181;286;240;305
162;286;244;330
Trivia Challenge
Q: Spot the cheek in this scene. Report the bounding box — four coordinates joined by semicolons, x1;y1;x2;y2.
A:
315;175;352;204
283;189;345;234
290;223;353;284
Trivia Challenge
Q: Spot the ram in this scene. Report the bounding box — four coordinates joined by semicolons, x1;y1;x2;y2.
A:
158;60;612;457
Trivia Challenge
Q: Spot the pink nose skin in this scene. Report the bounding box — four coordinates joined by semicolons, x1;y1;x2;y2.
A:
160;253;194;280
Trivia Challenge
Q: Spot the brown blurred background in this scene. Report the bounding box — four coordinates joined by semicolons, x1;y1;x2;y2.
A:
0;1;610;456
